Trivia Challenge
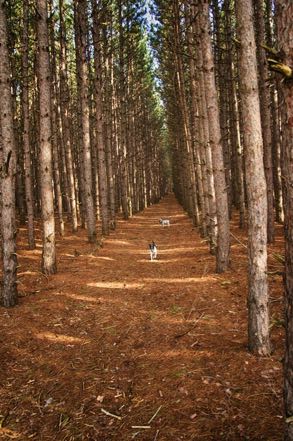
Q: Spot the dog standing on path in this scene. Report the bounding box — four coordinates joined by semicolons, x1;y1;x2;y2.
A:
160;218;170;227
149;241;157;260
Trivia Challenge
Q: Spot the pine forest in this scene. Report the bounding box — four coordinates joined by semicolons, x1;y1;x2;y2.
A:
0;0;292;439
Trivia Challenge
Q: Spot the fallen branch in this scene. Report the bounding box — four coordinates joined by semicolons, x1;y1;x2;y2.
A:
266;270;284;276
101;408;122;420
148;405;162;424
131;425;151;429
230;231;247;249
154;429;160;441
230;233;286;274
269;296;283;304
201;263;209;279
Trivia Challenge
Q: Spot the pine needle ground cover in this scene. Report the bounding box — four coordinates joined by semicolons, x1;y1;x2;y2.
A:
0;195;284;440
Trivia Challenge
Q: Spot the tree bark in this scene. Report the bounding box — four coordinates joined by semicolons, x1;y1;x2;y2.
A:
213;0;232;217
195;10;217;252
104;26;116;229
59;0;78;232
92;1;110;236
172;0;197;224
275;1;293;438
37;0;57;274
48;0;65;237
200;1;230;272
255;0;275;243
223;0;246;228
117;0;130;220
0;0;18;306
236;0;271;355
266;0;284;224
22;0;35;249
75;0;97;243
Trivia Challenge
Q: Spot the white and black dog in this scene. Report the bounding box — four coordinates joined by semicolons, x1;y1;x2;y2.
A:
149;241;158;260
159;218;170;227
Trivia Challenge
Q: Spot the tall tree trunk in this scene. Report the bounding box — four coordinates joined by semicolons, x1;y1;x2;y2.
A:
88;60;100;221
48;0;65;237
104;29;116;229
73;10;86;229
92;1;110;236
236;0;270;355
266;0;283;224
200;1;230;273
223;0;246;228
275;1;293;438
37;0;57;274
22;0;35;249
185;15;203;229
213;0;232;217
173;0;197;225
31;60;41;217
7;5;26;226
117;0;129;220
0;0;18;306
59;0;78;232
255;0;275;243
195;9;217;252
75;0;97;243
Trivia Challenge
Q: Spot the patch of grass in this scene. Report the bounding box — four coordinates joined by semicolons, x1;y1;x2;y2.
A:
169;304;184;315
201;315;214;321
102;325;117;335
172;369;187;378
269;315;285;329
220;280;232;287
149;312;158;320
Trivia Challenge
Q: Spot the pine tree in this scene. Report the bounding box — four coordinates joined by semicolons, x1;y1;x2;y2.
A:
275;1;293;438
75;0;97;243
22;0;35;249
236;0;271;355
0;0;18;306
36;0;57;274
200;1;230;272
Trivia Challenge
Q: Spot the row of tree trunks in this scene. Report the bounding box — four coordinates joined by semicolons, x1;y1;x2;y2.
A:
155;0;271;354
0;0;278;364
2;2;293;441
1;0;168;307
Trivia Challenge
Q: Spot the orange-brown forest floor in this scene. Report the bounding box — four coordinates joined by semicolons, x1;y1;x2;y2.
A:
0;194;285;441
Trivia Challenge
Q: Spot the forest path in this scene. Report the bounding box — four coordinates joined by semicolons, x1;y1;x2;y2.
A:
0;194;283;440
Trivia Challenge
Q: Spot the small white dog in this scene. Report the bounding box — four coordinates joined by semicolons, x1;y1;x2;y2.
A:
159;218;170;227
149;241;157;260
